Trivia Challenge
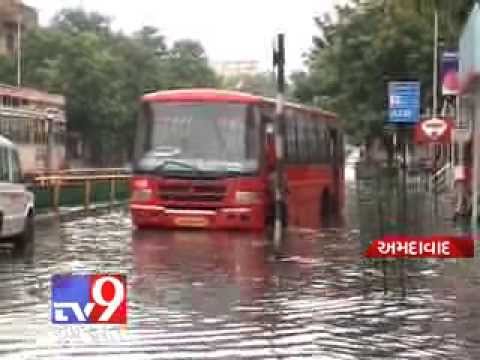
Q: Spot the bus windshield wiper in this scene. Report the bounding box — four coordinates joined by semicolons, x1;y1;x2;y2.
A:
153;159;200;174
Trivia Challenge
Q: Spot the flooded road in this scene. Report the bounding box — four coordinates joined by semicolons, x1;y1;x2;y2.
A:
0;168;479;359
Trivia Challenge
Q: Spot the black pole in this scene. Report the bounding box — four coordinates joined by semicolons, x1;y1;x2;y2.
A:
273;34;286;249
375;165;388;294
275;34;285;94
400;128;407;298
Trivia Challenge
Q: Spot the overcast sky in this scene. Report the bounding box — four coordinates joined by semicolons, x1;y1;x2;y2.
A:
24;0;345;73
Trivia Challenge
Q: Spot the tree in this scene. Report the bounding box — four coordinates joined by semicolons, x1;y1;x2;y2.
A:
382;0;476;46
292;1;435;146
0;56;15;85
162;39;218;89
51;8;112;35
0;9;219;166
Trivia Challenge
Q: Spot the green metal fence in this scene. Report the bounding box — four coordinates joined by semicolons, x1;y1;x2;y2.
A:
32;176;130;212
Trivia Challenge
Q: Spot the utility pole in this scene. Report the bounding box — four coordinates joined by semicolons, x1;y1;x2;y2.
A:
430;8;440;207
273;34;286;249
432;8;439;117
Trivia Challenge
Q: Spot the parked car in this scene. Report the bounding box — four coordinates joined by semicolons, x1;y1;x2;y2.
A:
0;135;35;248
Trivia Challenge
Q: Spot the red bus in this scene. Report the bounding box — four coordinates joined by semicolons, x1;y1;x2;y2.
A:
130;89;344;230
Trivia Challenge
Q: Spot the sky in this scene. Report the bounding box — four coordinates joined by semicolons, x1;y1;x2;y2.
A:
24;0;345;74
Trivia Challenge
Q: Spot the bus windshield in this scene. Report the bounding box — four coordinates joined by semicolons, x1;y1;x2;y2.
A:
136;102;259;175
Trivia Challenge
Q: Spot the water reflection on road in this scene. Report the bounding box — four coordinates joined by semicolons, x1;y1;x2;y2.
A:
0;170;478;359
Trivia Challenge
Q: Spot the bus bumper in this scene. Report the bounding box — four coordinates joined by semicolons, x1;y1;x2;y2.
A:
130;204;266;231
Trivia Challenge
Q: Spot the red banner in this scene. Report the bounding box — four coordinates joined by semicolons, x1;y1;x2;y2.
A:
364;235;474;259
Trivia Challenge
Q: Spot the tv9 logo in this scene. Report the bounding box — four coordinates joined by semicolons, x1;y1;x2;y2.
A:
52;274;127;324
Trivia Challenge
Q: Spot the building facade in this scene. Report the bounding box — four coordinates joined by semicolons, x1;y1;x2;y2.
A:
212;60;259;78
0;0;38;56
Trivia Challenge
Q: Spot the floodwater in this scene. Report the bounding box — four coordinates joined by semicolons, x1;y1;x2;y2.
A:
0;165;479;359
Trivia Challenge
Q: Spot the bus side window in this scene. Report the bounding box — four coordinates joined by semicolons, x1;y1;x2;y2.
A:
330;129;337;163
327;128;337;164
286;115;297;163
324;127;331;163
260;111;273;165
10;149;22;183
314;122;322;163
338;133;345;163
292;115;299;164
321;124;328;162
302;116;310;163
307;118;317;164
304;117;311;163
305;116;315;164
296;116;305;163
283;116;289;162
303;116;312;163
0;148;9;182
245;105;257;159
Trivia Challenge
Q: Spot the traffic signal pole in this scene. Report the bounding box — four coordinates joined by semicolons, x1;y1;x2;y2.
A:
273;34;286;249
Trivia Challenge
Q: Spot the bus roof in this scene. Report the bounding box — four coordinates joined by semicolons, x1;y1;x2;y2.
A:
142;89;261;104
262;98;338;122
0;83;65;107
142;88;339;124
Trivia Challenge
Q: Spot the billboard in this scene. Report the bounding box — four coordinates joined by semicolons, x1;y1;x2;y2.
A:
388;81;421;124
441;51;459;96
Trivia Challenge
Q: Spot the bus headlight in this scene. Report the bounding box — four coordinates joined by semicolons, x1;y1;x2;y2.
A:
234;191;262;205
131;188;153;202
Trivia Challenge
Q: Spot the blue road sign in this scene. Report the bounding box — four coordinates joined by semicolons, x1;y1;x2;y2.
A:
388;81;421;124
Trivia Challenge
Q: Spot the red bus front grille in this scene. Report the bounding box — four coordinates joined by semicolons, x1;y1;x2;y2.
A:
159;182;226;203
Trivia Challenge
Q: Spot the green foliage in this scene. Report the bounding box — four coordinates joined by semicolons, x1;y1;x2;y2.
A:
0;8;219;166
0;56;15;85
162;39;218;89
292;0;475;144
384;0;476;46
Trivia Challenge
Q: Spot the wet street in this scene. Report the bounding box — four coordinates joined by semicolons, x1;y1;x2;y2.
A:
0;168;480;359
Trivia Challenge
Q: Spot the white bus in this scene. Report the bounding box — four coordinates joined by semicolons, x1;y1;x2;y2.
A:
0;84;67;174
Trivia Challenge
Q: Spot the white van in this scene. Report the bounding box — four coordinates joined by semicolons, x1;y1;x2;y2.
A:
0;136;35;246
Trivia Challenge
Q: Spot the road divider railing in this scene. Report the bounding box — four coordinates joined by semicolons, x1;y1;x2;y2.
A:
30;168;132;212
